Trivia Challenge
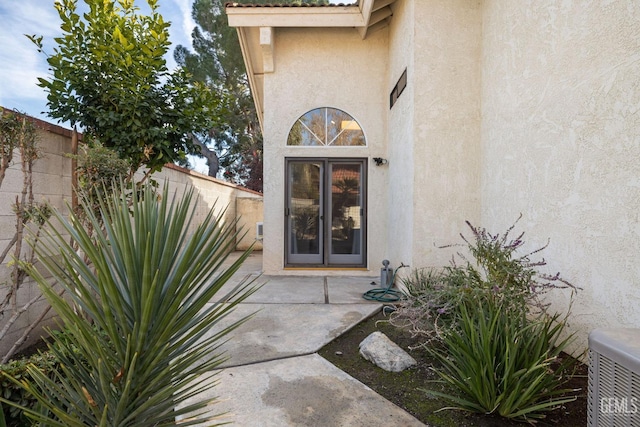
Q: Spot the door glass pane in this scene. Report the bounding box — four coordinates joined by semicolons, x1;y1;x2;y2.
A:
327;109;364;146
289;162;322;256
330;163;362;256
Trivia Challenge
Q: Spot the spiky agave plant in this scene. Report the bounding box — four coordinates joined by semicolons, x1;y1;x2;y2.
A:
1;181;259;426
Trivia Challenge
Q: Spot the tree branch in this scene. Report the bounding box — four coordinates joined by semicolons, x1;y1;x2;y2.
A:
189;133;219;177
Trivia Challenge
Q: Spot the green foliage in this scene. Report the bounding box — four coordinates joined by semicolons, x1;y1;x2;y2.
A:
76;144;130;188
0;328;115;425
174;0;267;188
425;297;578;423
395;217;577;342
1;181;259;425
28;0;222;175
175;0;328;188
1;349;58;425
0;108;36;174
391;218;580;423
73;143;131;219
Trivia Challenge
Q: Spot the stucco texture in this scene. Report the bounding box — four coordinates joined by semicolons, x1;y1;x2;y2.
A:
386;0;415;269
410;0;483;267
481;0;640;351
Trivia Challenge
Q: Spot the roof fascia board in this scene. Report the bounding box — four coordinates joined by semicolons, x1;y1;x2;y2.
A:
227;6;365;28
235;27;264;131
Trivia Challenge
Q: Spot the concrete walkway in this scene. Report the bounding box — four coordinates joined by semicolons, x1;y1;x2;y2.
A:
184;252;426;426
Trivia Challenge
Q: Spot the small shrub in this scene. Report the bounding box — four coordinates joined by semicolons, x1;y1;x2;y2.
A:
0;327;100;425
0;349;57;425
393;216;578;343
74;143;130;215
389;217;580;423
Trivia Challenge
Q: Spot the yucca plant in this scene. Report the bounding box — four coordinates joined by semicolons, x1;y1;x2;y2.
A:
425;295;578;423
0;181;259;426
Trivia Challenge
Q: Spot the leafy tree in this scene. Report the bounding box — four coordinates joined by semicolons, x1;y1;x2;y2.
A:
174;0;328;191
29;0;222;180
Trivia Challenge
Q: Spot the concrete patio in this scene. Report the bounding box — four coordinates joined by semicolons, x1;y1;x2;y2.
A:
182;251;426;426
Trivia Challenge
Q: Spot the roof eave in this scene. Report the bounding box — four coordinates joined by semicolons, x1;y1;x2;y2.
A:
227;5;365;28
226;0;390;133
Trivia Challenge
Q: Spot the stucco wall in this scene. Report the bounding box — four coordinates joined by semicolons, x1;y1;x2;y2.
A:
481;1;640;352
236;197;264;251
390;0;482;271
262;26;389;275
386;0;415;271
152;164;263;247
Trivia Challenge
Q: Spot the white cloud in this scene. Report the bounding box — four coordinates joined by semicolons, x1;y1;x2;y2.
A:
0;1;61;118
0;0;197;119
162;0;196;69
172;0;196;43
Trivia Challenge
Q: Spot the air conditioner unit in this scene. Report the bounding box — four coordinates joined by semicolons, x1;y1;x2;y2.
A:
255;222;264;241
588;328;640;426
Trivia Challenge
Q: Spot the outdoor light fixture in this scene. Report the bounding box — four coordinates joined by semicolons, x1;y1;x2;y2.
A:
373;157;388;166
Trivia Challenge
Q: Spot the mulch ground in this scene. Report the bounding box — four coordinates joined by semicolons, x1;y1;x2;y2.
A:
319;310;588;427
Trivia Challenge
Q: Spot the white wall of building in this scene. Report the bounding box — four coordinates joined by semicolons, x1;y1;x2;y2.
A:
409;0;483;268
386;0;483;274
481;0;640;352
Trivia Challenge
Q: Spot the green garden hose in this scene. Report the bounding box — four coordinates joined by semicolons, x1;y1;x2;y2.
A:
362;263;408;303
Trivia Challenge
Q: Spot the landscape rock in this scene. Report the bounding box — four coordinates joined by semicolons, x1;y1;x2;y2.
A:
358;331;417;372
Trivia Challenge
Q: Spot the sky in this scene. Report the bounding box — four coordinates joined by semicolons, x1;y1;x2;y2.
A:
0;0;342;173
0;0;195;120
0;0;203;170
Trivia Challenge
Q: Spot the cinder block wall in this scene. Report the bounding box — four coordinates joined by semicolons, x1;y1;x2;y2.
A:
0;117;75;359
0;112;262;357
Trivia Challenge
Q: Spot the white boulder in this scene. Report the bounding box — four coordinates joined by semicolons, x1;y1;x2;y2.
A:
358;331;417;372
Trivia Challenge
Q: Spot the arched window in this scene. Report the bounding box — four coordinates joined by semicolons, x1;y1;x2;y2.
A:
287;107;365;146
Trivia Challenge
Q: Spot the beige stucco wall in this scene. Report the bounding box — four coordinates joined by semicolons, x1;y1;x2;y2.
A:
152;164;263;244
481;1;640;352
386;0;482;273
236;197;264;251
386;0;415;271
261;26;389;275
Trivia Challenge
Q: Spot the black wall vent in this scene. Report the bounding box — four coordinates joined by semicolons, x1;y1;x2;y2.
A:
390;68;407;109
